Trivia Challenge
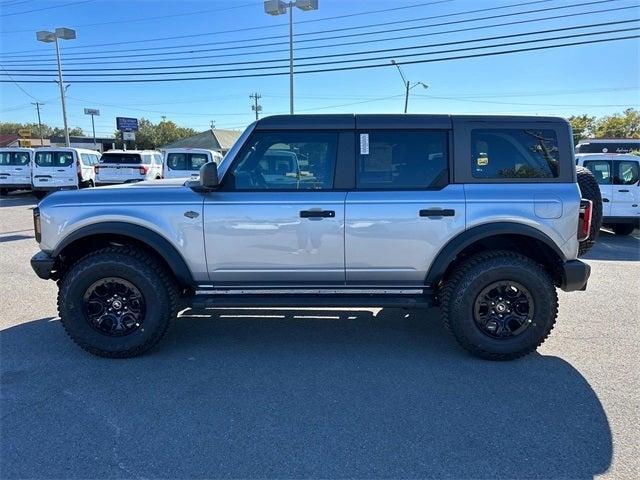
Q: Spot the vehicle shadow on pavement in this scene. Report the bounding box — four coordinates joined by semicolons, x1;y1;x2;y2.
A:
583;229;640;261
1;309;612;479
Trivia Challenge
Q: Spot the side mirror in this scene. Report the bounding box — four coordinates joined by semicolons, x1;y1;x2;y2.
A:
199;161;219;189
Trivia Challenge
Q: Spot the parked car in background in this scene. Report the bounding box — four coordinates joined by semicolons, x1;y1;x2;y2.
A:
0;147;33;196
575;138;640;154
32;147;100;198
95;150;163;185
576;153;640;235
162;148;223;180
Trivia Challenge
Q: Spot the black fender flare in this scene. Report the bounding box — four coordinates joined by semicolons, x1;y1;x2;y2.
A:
425;222;567;286
53;222;194;287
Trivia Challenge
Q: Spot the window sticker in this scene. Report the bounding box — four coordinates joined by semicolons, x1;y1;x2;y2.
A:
477;152;489;166
360;133;369;155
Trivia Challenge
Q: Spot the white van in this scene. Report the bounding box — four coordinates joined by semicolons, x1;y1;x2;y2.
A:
576;153;640;235
162;148;223;180
0;147;33;196
95;150;163;185
32;147;100;197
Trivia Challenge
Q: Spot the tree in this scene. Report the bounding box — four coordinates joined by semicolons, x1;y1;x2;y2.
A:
52;127;84;137
568;115;595;144
594;108;640;138
0;122;53;137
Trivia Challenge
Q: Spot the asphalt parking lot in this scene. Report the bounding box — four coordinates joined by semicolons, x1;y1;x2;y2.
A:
1;191;638;479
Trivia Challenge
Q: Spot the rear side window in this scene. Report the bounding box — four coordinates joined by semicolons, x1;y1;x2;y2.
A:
0;152;30;166
35;151;74;167
583;160;611;185
356;130;448;189
615;160;639;185
100;153;143;164
471;129;559;179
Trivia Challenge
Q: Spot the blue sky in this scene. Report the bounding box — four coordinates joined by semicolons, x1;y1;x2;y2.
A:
1;0;639;137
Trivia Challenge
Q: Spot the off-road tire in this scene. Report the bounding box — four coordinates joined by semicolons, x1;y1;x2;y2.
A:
33;191;46;199
440;250;558;361
612;223;636;236
57;246;178;358
0;188;8;196
576;165;603;257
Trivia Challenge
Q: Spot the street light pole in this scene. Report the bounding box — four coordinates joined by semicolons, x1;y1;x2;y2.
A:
53;37;70;147
37;28;76;147
264;0;318;115
390;59;429;114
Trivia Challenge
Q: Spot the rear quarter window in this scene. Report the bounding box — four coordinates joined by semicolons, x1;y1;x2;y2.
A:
471;129;559;179
100;153;143;164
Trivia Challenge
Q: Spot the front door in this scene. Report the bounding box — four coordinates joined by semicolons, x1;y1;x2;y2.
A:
345;129;465;286
611;159;640;218
203;130;346;287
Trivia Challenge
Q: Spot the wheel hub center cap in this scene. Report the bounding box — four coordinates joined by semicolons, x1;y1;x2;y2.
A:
112;300;123;310
495;302;507;313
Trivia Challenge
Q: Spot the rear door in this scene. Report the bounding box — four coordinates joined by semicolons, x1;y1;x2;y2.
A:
32;150;77;189
97;153;143;183
345;125;465;286
583;160;613;217
0;150;32;187
611;159;640;218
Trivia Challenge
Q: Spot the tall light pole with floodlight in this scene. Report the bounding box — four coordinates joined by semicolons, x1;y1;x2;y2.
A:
390;59;429;114
36;28;76;147
264;0;318;114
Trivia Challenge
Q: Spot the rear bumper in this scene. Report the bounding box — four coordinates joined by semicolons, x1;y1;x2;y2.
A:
95;179;143;186
560;259;591;292
0;183;31;189
603;216;640;227
30;251;55;280
32;185;78;192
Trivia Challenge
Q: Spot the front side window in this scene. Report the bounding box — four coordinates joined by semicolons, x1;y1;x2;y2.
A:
35;151;74;167
471;129;559;179
583;160;612;185
230;131;338;190
615;160;639;185
0;152;30;165
357;130;447;189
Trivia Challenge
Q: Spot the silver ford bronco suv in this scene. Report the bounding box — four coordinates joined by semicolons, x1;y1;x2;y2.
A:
31;114;599;360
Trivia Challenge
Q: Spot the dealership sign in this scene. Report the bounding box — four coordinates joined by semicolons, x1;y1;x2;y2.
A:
116;117;139;132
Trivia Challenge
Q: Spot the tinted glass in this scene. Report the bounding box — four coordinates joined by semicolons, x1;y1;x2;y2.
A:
357;131;447;189
576;142;640;154
231;131;337;190
583;160;612;185
167;153;210;171
471;129;559;179
0;152;30;166
35;151;74;167
615;160;639;185
80;153;92;166
190;153;208;170
100;153;143;164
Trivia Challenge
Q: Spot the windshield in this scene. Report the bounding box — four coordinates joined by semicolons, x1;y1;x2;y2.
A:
100;153;144;164
35;151;74;167
0;151;30;166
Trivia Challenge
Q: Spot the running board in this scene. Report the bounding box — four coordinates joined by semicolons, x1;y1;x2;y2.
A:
190;293;434;309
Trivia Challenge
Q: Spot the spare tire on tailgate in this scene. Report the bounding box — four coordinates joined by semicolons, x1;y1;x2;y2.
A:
576;165;603;257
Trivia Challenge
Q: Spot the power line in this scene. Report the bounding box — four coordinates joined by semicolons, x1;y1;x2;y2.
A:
2;33;636;84
0;0;95;18
0;64;41;100
5;18;637;76
0;0;584;59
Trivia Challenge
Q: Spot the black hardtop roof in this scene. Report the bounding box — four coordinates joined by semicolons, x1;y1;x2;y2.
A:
255;114;567;130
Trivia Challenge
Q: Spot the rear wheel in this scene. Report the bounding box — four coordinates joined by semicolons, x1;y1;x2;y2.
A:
612;223;636;236
58;246;178;358
576;165;603;257
440;250;558;361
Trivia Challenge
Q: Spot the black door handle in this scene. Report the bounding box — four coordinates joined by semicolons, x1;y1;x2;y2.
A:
618;189;630;193
300;210;335;218
420;208;455;217
602;198;610;202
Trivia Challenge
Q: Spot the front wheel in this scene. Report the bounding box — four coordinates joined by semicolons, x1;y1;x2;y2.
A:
58;246;178;358
440;251;558;361
612;223;636;236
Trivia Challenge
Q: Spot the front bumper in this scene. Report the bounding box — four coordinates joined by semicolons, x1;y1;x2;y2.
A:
31;251;55;280
560;259;591;292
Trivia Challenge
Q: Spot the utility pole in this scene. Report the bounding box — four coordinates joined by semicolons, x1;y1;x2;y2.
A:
250;93;262;120
210;120;215;129
31;102;44;146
